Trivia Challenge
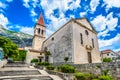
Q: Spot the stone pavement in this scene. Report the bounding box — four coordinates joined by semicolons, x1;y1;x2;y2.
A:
0;62;63;80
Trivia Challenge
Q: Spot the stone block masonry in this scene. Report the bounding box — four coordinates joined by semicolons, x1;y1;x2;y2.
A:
52;62;120;80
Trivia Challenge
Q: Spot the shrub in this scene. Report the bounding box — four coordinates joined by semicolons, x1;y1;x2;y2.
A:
103;69;109;76
75;72;86;80
92;79;99;80
42;62;50;66
36;62;50;66
103;58;112;62
64;57;69;62
46;65;55;70
31;58;38;63
58;64;75;73
96;65;101;68
74;72;94;80
98;75;113;80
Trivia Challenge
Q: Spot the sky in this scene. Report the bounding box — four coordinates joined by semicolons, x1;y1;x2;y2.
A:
0;0;120;51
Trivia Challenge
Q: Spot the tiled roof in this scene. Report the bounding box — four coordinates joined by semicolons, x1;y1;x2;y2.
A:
101;49;112;54
29;49;44;53
37;13;45;26
18;48;25;50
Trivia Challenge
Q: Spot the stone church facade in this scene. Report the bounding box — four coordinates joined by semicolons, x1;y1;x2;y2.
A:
26;13;101;64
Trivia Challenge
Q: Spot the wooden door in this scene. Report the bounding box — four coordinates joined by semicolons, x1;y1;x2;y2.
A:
88;52;92;63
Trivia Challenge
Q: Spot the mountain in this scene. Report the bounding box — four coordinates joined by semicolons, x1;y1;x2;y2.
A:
0;25;33;48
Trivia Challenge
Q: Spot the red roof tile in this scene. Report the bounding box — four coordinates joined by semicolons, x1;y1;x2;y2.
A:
37;13;45;26
101;49;112;54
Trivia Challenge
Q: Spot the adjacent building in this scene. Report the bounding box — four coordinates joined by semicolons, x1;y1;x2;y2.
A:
26;13;101;64
101;49;118;60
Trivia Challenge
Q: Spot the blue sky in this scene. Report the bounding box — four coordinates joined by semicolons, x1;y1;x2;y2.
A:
0;0;120;51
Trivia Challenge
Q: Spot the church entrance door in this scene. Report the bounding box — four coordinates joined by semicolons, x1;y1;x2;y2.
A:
88;52;92;63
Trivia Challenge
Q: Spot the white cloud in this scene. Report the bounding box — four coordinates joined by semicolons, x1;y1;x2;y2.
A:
91;12;118;37
40;0;81;32
0;1;8;9
6;0;13;2
68;0;81;10
0;14;9;27
20;27;34;35
113;48;120;52
23;0;30;8
97;29;110;37
103;0;120;11
80;12;87;17
90;0;100;13
31;9;37;16
22;0;39;22
46;29;54;38
91;15;106;31
99;34;120;50
116;13;120;17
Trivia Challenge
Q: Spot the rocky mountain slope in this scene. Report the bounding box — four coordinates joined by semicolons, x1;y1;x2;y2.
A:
0;25;33;48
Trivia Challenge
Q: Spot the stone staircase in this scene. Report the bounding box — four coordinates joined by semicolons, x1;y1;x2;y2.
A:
0;62;62;80
0;70;41;76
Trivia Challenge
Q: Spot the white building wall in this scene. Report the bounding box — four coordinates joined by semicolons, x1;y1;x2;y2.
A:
72;19;101;64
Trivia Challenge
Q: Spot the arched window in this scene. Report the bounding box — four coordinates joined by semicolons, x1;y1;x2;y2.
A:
38;28;40;34
44;47;48;51
80;33;83;44
42;30;44;35
85;30;89;35
92;39;94;48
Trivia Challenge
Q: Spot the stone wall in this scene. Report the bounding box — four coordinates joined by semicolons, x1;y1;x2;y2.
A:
52;62;120;79
43;22;74;63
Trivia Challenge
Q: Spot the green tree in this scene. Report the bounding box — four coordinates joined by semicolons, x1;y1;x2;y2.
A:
0;36;19;59
14;50;27;61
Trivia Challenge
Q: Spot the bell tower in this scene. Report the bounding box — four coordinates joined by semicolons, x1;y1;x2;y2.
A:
32;13;46;50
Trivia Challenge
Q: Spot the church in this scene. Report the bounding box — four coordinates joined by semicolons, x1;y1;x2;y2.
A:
26;13;101;64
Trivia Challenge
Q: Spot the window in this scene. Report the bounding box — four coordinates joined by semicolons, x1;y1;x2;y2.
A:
80;33;83;44
85;30;89;35
107;54;109;56
51;37;54;41
41;30;44;35
92;39;94;48
38;28;40;34
44;47;48;51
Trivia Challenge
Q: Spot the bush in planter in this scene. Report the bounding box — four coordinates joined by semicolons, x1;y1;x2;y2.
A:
46;65;55;70
31;58;38;63
98;75;113;80
58;64;75;73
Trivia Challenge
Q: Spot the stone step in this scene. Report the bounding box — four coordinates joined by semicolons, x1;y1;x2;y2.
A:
0;76;53;80
5;63;28;67
0;70;41;76
0;75;53;80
